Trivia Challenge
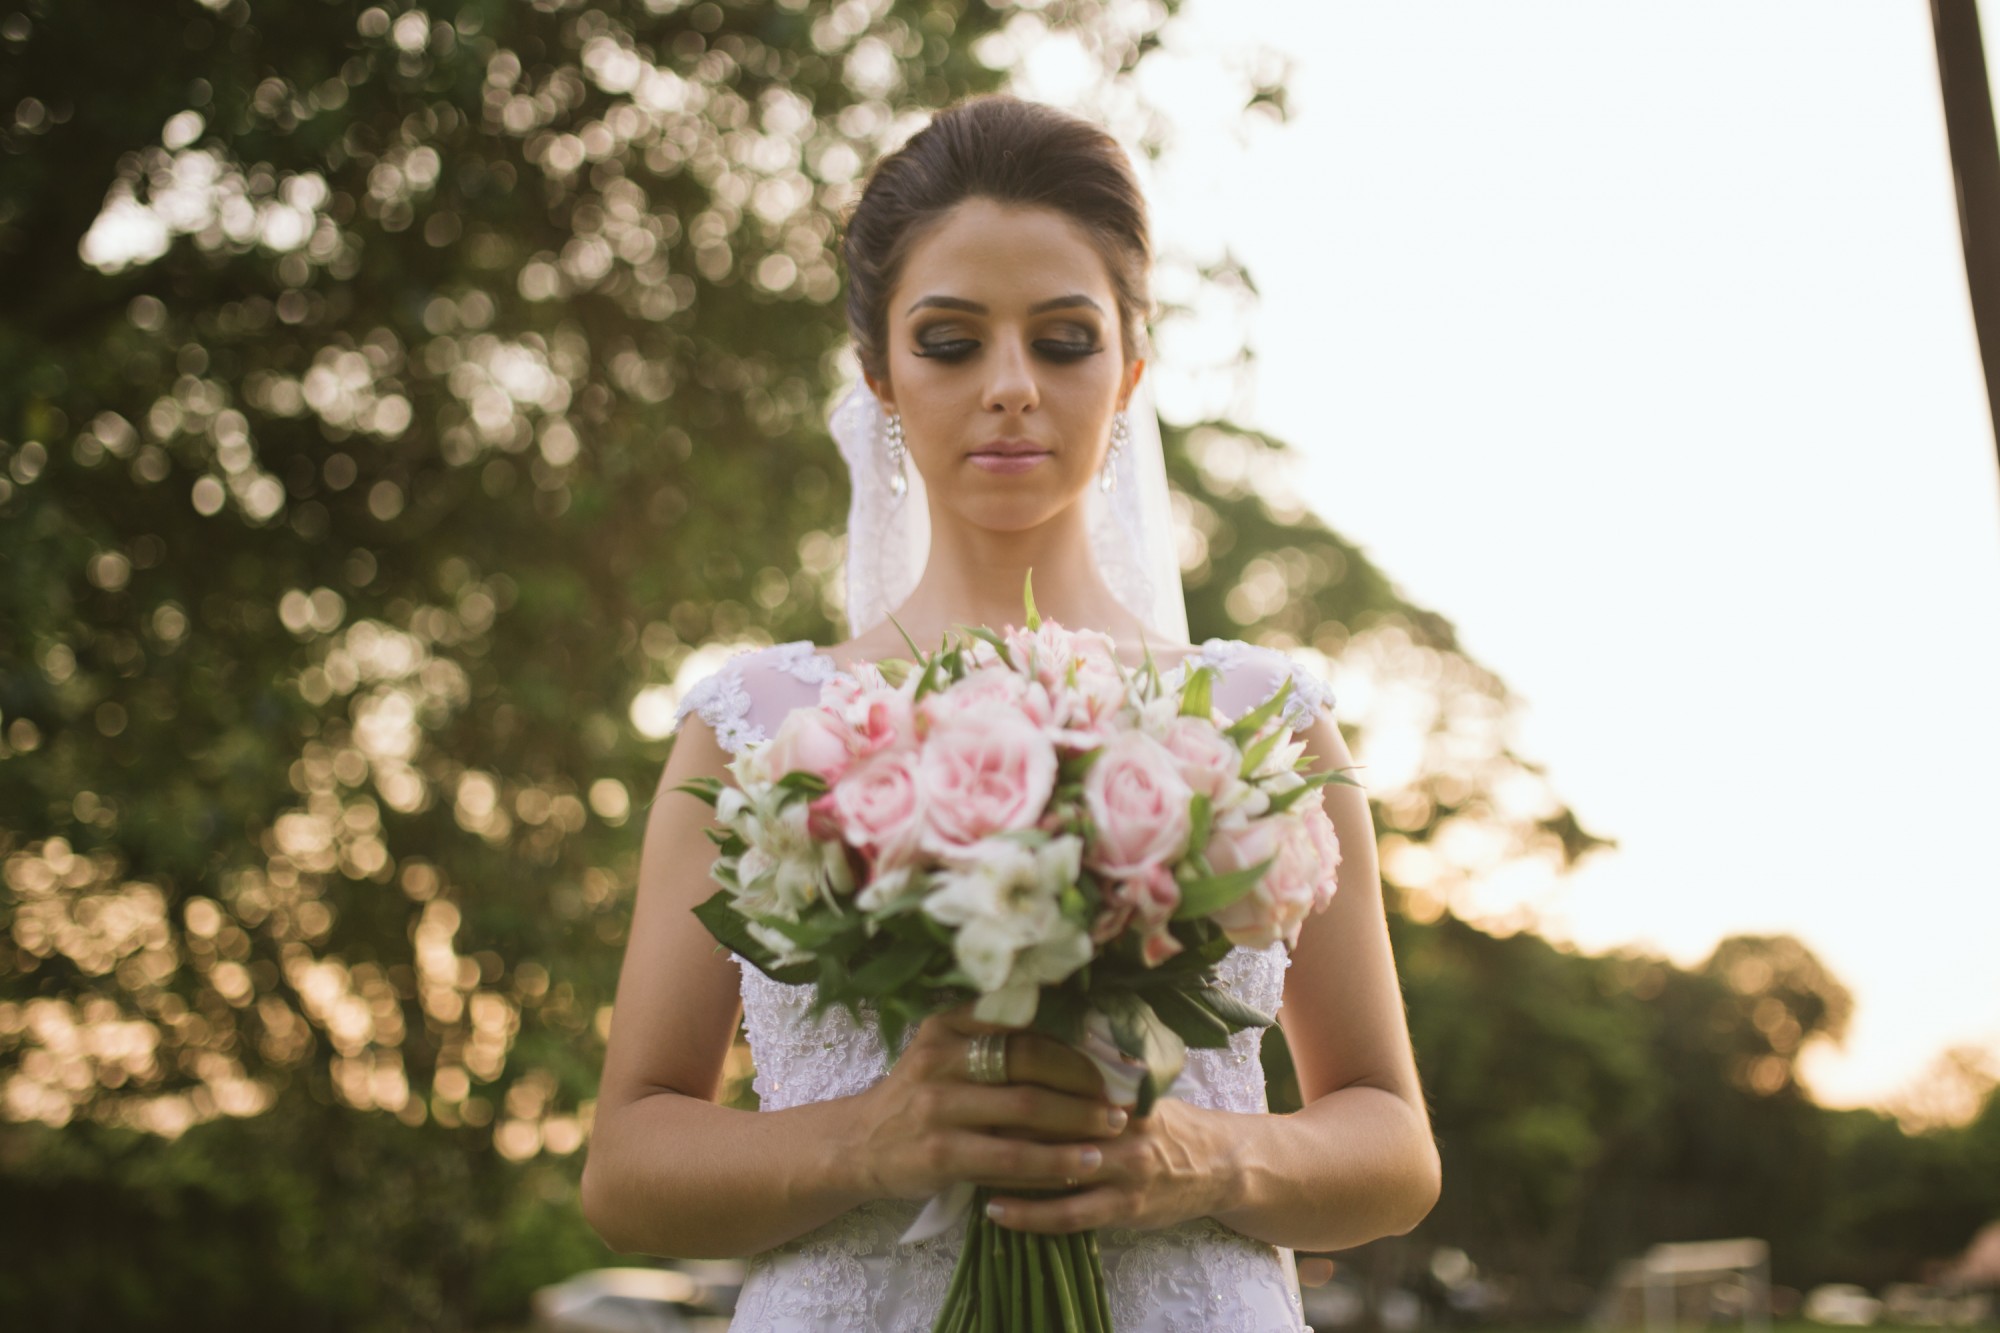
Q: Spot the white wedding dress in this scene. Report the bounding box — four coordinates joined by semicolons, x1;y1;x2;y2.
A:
674;639;1337;1333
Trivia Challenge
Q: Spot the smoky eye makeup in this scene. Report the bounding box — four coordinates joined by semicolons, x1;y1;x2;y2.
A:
910;321;1104;362
912;333;977;360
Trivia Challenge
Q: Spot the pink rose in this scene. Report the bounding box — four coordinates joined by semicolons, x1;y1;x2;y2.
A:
917;704;1059;855
1160;716;1240;801
1207;815;1324;950
820;677;915;758
832;750;926;870
920;665;1031;727
1083;732;1193;881
765;706;854;785
851;687;916;758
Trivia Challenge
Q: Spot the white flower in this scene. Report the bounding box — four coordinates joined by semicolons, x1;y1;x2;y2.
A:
729;787;852;917
1136;694;1181;741
746;920;811;968
730;740;777;792
1246;730;1308;783
856;865;917;913
923;835;1091;1018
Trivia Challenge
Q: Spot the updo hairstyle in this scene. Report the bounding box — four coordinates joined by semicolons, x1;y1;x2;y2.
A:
840;94;1153;385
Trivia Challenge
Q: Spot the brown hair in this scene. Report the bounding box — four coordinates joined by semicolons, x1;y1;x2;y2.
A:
840;94;1153;384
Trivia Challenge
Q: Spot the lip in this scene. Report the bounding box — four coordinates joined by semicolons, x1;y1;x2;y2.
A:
972;437;1051;457
967;437;1053;475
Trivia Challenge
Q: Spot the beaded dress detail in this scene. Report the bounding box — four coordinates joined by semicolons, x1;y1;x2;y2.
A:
671;641;1337;1332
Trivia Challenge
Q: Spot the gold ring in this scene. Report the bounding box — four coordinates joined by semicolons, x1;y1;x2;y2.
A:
965;1032;1010;1085
1064;1177;1080;1189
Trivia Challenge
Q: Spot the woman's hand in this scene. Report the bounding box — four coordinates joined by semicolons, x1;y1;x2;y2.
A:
979;1097;1239;1235
848;1006;1130;1203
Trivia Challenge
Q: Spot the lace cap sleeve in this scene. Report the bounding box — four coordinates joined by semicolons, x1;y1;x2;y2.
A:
1183;638;1336;735
671;641;842;756
1272;655;1337;734
671;657;756;754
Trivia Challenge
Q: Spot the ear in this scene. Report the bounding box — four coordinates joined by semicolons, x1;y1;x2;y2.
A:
865;369;896;413
1118;357;1147;412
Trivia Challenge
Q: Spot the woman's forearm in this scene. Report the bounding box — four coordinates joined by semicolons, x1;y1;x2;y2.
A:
1205;1086;1440;1253
581;1087;879;1259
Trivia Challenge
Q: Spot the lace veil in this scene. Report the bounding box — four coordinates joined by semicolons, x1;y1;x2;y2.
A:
829;371;1188;644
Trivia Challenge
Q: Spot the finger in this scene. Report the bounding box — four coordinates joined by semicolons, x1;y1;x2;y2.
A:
939;1084;1130;1141
941;1131;1103;1189
983;1185;1122;1234
1003;1034;1112;1101
930;1006;1023;1038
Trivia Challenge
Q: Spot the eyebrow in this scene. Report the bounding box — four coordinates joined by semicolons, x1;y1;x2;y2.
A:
905;293;1106;317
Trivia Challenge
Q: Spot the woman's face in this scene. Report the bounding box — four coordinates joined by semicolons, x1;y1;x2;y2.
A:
867;197;1145;535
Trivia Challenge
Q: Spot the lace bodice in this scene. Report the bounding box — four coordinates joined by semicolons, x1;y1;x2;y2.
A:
673;639;1331;1332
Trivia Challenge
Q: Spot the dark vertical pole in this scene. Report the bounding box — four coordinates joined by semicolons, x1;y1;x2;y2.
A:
1932;0;2000;467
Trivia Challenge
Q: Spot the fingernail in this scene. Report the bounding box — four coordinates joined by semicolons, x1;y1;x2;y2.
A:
1079;1146;1103;1171
1106;1108;1128;1132
985;1201;1006;1221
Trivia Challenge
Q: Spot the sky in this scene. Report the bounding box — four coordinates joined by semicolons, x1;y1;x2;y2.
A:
1018;1;2000;1112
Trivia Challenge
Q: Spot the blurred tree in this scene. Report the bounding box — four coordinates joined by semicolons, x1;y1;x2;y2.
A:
0;0;1049;1324
1336;929;1892;1318
1822;1050;2000;1290
1385;915;1658;1318
1576;935;1852;1289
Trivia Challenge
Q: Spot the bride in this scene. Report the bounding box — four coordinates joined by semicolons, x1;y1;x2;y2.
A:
581;94;1440;1331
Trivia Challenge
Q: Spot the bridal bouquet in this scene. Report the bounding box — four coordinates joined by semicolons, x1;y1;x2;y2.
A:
680;582;1351;1332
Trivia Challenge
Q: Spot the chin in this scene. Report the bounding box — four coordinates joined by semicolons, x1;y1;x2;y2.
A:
943;486;1087;535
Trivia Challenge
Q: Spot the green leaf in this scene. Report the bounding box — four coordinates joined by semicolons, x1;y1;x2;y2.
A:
1138;631;1160;696
846;934;935;997
958;625;1016;669
1023;569;1041;630
1186;793;1212;858
1196;985;1276;1032
1031;985;1088;1048
1238;729;1281;781
886;611;926;662
1264;768;1362;814
775;770;829;797
1178;665;1215;719
763;911;849;949
1146;987;1234;1049
673;776;723;806
1097;992;1186;1116
1173;858;1272;920
690;891;815;985
912;654;945;703
1226;676;1295;744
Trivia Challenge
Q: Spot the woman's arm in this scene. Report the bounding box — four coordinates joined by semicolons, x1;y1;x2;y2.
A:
1209;709;1441;1248
985;711;1441;1251
580;716;1119;1260
579;716;871;1258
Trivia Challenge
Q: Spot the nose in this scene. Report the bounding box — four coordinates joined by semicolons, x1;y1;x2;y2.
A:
980;334;1039;415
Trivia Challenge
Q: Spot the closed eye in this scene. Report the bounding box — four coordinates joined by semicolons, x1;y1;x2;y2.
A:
912;339;1101;364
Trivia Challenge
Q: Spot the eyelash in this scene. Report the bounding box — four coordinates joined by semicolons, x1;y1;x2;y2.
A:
913;338;1101;364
